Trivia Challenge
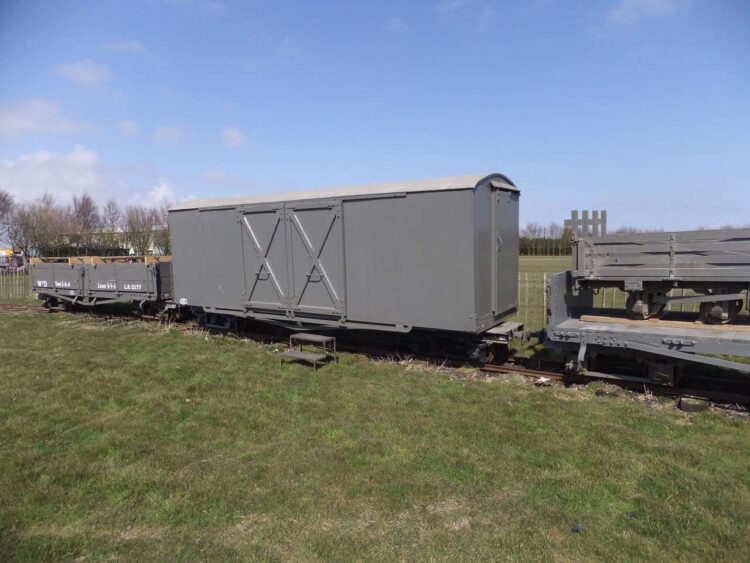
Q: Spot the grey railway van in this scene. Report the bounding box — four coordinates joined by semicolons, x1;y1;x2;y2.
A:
169;173;520;334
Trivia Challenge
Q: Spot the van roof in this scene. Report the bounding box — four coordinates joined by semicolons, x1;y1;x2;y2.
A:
169;173;517;212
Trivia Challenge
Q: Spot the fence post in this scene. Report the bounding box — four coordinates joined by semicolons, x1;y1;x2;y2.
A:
516;272;521;322
524;272;529;329
543;273;547;327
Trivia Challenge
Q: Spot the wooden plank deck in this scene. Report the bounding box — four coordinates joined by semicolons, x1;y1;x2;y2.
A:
579;314;750;332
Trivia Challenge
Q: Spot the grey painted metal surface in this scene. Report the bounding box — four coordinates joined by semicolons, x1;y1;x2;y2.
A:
84;261;172;304
546;271;750;375
31;259;172;306
572;228;750;282
170;173;520;334
171;174;518;211
31;260;84;300
571;228;750;321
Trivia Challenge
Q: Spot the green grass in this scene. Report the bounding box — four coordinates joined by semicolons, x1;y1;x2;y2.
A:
1;310;748;561
516;256;571;332
519;255;572;275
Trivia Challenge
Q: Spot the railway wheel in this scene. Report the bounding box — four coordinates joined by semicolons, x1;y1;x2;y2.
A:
485;344;497;364
626;291;665;320
700;300;742;324
469;342;492;364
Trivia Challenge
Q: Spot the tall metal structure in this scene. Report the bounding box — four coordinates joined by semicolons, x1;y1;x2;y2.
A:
564;210;607;237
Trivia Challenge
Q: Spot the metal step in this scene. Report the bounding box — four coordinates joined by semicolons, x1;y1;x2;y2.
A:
290;332;336;344
279;350;328;370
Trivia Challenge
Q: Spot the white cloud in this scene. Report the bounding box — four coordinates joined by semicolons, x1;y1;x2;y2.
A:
203;1;225;13
0;145;121;203
145;181;176;206
103;40;145;54
387;17;408;33
277;37;302;56
155;126;184;143
202;169;228;182
0;146;184;208
0;99;88;137
166;0;225;13
117;120;139;136
56;60;113;88
433;0;497;30
607;0;683;25
220;126;244;148
434;0;476;14
479;6;497;29
200;169;251;189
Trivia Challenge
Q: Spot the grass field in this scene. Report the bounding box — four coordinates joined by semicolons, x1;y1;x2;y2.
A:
516;256;571;331
519;255;571;275
1;309;749;561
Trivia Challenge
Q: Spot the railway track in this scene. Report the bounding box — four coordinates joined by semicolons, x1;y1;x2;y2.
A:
484;363;750;407
0;303;48;314
2;301;748;407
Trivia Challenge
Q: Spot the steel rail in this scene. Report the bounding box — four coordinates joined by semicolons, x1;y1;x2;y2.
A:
483;364;750;406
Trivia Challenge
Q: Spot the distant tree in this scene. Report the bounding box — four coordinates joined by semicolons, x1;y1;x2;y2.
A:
521;222;543;240
7;204;31;255
547;222;563;240
545;222;563;255
151;201;172;256
521;222;544;255
124;205;157;255
8;194;72;256
101;198;122;252
0;190;13;244
560;226;574;255
71;193;100;253
613;226;641;235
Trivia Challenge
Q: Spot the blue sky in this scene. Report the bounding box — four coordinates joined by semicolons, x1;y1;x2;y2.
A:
0;0;748;230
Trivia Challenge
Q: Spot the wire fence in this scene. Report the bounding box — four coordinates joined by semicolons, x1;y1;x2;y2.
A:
514;272;548;333
0;270;33;302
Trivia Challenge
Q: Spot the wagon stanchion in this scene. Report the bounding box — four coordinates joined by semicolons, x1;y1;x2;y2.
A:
680;288;685;313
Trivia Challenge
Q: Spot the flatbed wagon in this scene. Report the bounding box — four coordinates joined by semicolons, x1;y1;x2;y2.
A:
546;270;750;384
571;229;750;323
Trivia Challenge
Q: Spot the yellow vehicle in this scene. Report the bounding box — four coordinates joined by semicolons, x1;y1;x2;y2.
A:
0;248;26;272
0;248;11;268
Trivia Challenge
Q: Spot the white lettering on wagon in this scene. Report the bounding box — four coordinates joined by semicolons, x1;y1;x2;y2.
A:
36;280;48;287
96;281;117;290
124;283;143;291
54;280;72;288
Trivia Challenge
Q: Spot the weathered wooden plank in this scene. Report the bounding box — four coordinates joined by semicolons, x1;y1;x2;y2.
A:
579;314;750;332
